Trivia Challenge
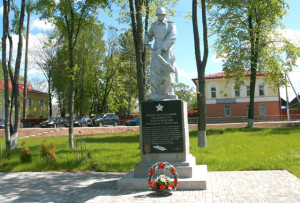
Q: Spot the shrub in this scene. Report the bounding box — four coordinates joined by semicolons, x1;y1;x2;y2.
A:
6;150;12;160
19;140;32;163
40;141;57;166
87;151;92;159
91;162;100;170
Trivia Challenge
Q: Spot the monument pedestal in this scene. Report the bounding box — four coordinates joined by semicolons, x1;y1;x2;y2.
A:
117;100;207;190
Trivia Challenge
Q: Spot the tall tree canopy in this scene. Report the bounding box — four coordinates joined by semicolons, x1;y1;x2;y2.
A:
210;0;300;127
35;0;109;148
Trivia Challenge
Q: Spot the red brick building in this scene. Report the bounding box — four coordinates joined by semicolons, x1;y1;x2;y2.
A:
192;72;281;121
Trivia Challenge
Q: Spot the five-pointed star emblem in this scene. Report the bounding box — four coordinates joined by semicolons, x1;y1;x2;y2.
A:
156;103;164;111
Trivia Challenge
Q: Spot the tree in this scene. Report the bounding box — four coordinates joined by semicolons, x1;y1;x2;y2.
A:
192;0;209;147
1;0;11;149
210;0;300;127
174;83;197;110
30;33;57;118
1;0;26;149
35;0;108;149
23;0;33;120
118;29;138;115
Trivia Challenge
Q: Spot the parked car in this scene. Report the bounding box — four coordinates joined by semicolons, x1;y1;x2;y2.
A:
40;117;67;128
66;116;93;127
93;113;119;127
125;116;139;126
0;119;4;129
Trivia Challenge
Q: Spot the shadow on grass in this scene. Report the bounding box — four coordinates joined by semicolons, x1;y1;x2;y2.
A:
84;135;139;144
189;127;265;137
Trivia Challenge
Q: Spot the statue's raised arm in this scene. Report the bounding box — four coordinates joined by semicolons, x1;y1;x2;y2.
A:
144;7;178;100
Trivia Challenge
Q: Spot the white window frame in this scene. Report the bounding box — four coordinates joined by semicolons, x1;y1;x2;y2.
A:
224;105;231;116
259;85;265;96
246;86;250;96
235;88;240;97
211;87;216;98
259;103;266;115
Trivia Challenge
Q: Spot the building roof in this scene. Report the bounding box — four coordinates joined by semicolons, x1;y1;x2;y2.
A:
0;80;47;95
289;95;300;107
192;71;266;86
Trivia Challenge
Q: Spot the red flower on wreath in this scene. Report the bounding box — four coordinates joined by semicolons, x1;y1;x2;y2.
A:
148;181;154;186
159;184;166;191
159;163;165;169
153;183;158;189
173;179;179;185
149;169;154;175
170;168;175;174
167;183;173;190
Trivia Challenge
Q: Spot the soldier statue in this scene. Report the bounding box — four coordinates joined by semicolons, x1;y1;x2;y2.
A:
144;7;178;100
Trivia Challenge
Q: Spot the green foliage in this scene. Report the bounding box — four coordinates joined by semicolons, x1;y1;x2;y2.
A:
19;140;32;163
174;83;197;110
91;161;100;170
6;150;12;160
40;140;57;166
210;0;300;88
114;0;179;25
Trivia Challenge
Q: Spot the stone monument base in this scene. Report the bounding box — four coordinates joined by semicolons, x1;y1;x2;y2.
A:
117;165;207;190
118;99;207;190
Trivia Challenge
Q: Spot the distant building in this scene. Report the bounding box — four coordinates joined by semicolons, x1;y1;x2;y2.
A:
192;71;281;120
289;95;300;110
0;81;48;120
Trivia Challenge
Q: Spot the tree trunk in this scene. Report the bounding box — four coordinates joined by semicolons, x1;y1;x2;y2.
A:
247;13;259;128
127;58;133;116
2;0;11;149
192;0;208;147
48;71;52;118
68;38;75;149
10;0;26;149
129;0;146;102
23;11;30;120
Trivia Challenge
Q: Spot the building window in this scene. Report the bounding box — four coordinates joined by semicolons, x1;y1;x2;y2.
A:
28;98;32;108
40;99;44;108
247;104;249;115
235;88;240;97
259;103;266;115
246;86;250;96
225;105;231;116
211;87;216;98
259;85;265;96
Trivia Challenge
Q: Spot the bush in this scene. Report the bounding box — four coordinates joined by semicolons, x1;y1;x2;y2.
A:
6;150;12;160
91;162;100;170
40;140;57;166
19;140;32;163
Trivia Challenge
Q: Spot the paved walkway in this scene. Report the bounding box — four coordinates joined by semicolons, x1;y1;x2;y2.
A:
0;170;299;202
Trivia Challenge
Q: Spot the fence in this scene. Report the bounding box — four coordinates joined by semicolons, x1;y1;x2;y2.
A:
188;114;300;124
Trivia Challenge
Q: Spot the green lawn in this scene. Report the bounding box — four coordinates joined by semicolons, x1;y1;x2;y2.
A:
0;127;299;178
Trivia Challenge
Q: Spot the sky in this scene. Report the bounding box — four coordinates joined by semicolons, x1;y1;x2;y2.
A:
1;0;300;102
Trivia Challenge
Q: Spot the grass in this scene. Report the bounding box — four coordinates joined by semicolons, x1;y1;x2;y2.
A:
0;127;299;178
190;127;300;178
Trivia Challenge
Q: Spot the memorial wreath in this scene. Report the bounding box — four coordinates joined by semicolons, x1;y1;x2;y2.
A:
148;162;179;192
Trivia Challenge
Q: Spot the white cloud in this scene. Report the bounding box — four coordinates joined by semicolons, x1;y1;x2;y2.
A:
0;6;3;16
212;55;225;63
177;69;197;79
31;19;54;31
28;68;44;75
280;29;300;46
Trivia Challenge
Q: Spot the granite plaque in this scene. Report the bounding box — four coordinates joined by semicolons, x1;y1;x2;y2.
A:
141;100;183;153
